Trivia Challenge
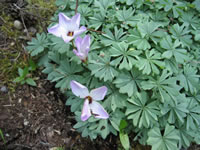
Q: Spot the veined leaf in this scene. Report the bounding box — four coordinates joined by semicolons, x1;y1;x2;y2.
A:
147;124;180;150
101;27;126;46
110;42;141;70
126;91;160;128
26;33;49;56
169;24;192;48
137;49;165;75
88;55;118;82
160;36;190;64
114;68;146;97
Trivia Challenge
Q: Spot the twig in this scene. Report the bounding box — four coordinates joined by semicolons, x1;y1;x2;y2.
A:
87;28;105;34
75;0;79;14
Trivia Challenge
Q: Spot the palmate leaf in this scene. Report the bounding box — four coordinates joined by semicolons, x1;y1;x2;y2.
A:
88;55;118;82
169;24;192;48
105;90;127;112
127;29;150;50
43;52;83;91
160;36;190;64
147;124;180;150
141;70;181;103
89;11;105;30
109;42;141;70
65;92;83;112
158;0;185;18
179;11;200;30
94;0;115;10
193;0;200;12
101;27;126;46
26;33;49;56
177;64;200;94
160;99;189;124
116;7;135;26
137;49;165;75
177;125;193;148
125;91;160;128
137;21;163;44
114;68;146;97
51;36;70;53
186;98;200;130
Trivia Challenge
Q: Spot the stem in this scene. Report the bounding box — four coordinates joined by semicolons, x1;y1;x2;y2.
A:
87;28;105;34
75;0;79;14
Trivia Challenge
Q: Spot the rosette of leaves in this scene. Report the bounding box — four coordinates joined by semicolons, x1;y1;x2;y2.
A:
26;0;200;149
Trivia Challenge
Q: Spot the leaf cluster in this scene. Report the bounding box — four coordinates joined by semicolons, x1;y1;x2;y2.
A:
26;0;200;149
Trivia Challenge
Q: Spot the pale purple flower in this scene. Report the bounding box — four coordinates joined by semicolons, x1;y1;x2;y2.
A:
48;13;86;43
73;35;90;62
70;80;109;121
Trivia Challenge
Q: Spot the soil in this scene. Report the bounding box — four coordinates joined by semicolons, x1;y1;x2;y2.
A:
0;75;118;150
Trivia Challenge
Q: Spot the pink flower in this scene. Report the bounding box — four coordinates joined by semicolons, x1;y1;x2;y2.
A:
48;13;86;43
73;35;90;62
70;80;109;121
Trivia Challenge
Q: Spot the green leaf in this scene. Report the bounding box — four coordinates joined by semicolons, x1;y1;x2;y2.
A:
51;36;70;54
0;129;5;144
26;78;37;86
186;98;200;130
126;91;160;128
119;131;130;150
116;7;135;23
169;24;192;48
18;68;24;77
147;124;180;150
119;120;128;130
137;49;165;75
88;55;118;82
193;0;200;11
28;59;37;71
179;11;199;30
137;21;163;44
89;12;105;30
127;29;150;50
177;65;200;94
160;99;188;124
110;42;141;70
114;69;146;97
101;27;126;46
66;93;83;112
26;33;49;56
160;36;190;64
141;70;181;103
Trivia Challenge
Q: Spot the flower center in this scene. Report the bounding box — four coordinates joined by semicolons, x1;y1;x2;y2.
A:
85;96;92;104
67;31;74;37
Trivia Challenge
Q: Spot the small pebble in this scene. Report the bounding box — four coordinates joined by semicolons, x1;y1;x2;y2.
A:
0;86;7;92
14;20;22;30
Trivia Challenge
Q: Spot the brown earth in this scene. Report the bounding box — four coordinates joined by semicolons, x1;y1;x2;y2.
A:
0;75;118;150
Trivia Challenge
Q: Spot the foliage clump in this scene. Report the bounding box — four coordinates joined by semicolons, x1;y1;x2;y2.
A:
27;0;200;149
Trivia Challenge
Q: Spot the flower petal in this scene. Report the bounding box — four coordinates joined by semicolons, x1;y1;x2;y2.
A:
48;24;66;37
73;26;87;37
75;36;83;52
90;101;109;119
71;13;81;29
73;49;86;60
90;86;107;101
59;13;70;27
81;99;91;121
70;80;89;98
81;35;90;52
61;34;74;43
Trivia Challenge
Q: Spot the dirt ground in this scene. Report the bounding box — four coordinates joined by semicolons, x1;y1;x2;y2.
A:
0;74;119;150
